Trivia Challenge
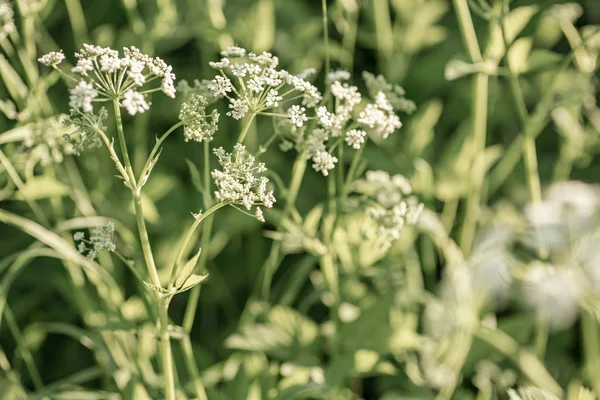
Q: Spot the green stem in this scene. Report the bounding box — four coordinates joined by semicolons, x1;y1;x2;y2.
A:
500;8;546;258
113;100;161;288
260;154;308;301
373;0;394;66
236;112;256;144
159;301;176;400
182;214;214;333
139;121;184;183
5;305;44;390
168;202;228;288
0;149;49;226
322;0;330;78
582;310;600;397
181;140;214;333
453;0;488;256
475;327;562;396
180;335;209;400
64;0;90;46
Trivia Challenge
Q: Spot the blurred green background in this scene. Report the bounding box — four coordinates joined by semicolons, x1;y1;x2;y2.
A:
1;0;600;399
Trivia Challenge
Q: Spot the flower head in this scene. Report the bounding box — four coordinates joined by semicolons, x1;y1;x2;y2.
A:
211;144;276;216
0;0;15;41
38;51;65;67
358;92;402;140
179;94;219;142
73;221;116;260
39;44;176;115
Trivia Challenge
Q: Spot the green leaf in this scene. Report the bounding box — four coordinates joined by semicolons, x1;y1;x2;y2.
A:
14;176;70;200
278;383;330;400
175;246;202;289
175;273;208;294
186;159;204;193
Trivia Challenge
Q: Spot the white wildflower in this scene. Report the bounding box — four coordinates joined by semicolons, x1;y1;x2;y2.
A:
179;94;219;142
265;89;282;108
63;107;108;154
221;46;247;57
211;144;276;211
311;150;337;176
0;0;15;41
358;92;402;139
326;69;351;83
363;71;416;114
345;129;366;149
288;105;307;127
38;51;65;67
73;222;116;260
69;81;98;113
226;98;249;120
121;90;150;116
255;207;265;222
207;75;233;98
50;44;177;115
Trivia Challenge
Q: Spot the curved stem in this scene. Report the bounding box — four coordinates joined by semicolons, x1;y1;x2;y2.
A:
113;100;161;288
475;327;563;397
139;121;184;183
168;202;228;289
452;0;488;256
0;149;50;226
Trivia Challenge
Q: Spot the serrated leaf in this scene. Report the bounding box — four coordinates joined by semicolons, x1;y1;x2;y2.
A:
176;273;208;293
175;246;202;289
14;176;69;200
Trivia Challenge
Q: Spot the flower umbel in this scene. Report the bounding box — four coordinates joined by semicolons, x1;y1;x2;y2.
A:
179;94;219;142
38;44;176;116
73;222;116;260
211;144;276;221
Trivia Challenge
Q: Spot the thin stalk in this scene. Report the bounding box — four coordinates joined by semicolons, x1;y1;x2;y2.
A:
500;9;546;257
475;327;563;396
452;0;489;255
64;0;90;46
182;214;214;333
139;121;184;183
180;336;209;400
0;149;49;226
582;309;600;397
168;202;227;288
373;0;394;65
322;0;330;77
260;154;308;301
113;100;161;288
5;305;44;390
182;140;214;333
236;112;256;144
159;301;176;400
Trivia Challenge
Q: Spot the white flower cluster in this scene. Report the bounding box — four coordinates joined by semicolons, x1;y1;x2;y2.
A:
357;92;402;140
16;116;75;167
179;94;219;142
206;46;321;122
38;51;65;67
63;107;108;155
73;222;116;260
278;73;408;177
38;44;176;116
354;170;423;251
363;71;416;114
0;0;15;41
211;143;276;222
